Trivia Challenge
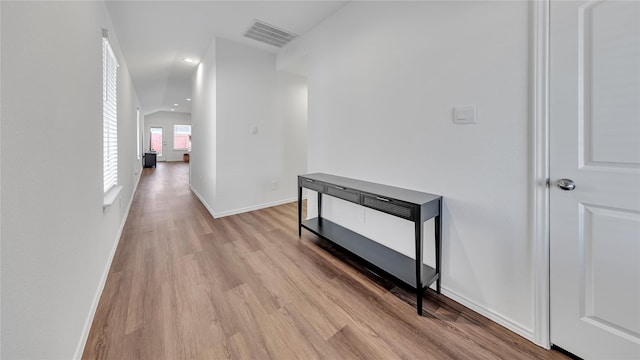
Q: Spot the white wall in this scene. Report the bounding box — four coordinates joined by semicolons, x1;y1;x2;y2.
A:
144;111;191;162
1;1;142;358
190;38;217;215
279;75;308;199
0;3;3;355
215;38;307;215
190;37;308;217
278;1;534;340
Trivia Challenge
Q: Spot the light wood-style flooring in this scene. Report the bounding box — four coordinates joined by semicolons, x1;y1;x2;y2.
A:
83;162;569;359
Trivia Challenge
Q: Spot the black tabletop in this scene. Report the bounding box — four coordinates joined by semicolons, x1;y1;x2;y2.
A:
299;173;441;205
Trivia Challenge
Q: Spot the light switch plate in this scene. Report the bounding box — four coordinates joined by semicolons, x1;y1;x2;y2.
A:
453;105;477;124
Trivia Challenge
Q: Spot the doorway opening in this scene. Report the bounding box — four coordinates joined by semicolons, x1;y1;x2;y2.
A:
150;127;163;157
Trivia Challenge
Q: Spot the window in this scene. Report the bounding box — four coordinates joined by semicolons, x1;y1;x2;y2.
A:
174;124;191;150
103;35;119;193
136;108;141;160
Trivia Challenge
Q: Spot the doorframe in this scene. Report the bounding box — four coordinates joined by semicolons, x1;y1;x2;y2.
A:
531;0;551;349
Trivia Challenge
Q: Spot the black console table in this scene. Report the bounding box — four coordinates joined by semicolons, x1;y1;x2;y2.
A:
297;173;442;315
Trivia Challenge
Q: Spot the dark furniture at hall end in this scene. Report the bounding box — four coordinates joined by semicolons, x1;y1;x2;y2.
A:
143;152;157;168
297;173;442;316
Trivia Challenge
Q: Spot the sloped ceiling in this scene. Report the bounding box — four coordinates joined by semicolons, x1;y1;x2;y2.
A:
106;1;347;115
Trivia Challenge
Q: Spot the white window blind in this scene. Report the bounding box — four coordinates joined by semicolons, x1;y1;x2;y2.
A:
103;36;119;193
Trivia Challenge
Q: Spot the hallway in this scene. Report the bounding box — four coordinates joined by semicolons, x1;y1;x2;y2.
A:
83;163;568;359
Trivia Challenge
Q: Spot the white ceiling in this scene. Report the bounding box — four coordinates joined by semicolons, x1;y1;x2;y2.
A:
105;1;347;115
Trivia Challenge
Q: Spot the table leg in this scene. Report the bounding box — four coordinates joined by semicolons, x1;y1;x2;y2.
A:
435;201;442;293
415;215;424;315
298;186;303;237
318;192;322;218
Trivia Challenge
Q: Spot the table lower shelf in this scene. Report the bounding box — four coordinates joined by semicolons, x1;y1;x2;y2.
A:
302;217;438;290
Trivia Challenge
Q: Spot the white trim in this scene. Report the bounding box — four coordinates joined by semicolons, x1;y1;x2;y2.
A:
441;287;535;342
531;0;551;349
189;184;217;218
214;198;300;218
191;185;542;342
189;184;304;219
73;175;141;360
102;185;123;209
0;3;3;354
133;164;142;191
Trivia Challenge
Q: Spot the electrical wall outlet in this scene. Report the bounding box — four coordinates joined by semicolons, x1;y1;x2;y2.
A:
453;105;477;124
271;180;278;190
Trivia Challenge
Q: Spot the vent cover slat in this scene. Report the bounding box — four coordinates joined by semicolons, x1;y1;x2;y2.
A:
243;19;297;48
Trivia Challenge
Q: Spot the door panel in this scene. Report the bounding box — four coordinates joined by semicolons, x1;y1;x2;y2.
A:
550;1;640;358
586;2;640;167
581;205;640;339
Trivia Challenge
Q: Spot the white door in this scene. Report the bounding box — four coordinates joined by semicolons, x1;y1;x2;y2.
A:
550;1;640;359
149;126;165;162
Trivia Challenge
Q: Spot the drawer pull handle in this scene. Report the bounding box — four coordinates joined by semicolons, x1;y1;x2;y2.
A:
375;197;390;202
334;186;346;190
306;179;314;182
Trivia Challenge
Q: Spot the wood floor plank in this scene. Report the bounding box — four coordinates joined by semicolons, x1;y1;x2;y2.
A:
222;283;273;359
259;307;322;360
83;162;570;359
261;246;347;340
328;325;403;360
226;332;253;360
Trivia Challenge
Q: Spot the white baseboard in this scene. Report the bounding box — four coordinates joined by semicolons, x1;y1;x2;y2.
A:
72;176;535;356
441;287;535;343
73;172;141;360
189;184;301;219
189;184;217;218
213;197;299;218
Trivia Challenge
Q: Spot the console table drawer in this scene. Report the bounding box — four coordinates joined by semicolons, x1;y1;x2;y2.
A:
326;185;360;204
362;194;414;220
301;178;325;192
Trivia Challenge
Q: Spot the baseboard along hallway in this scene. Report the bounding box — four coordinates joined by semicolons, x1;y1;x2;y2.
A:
83;162;569;359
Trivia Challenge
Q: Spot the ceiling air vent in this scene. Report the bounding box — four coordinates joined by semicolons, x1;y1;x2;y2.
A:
244;19;297;48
